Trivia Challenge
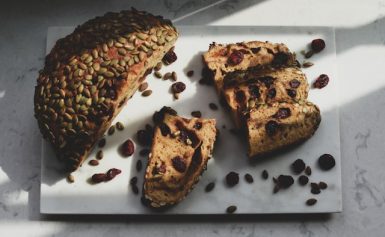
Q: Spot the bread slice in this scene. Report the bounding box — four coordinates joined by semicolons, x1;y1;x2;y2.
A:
144;110;217;208
247;102;321;157
202;41;297;93
34;9;178;171
223;67;309;128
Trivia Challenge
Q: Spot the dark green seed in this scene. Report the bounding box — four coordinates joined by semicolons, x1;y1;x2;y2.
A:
306;198;317;206
116;122;124;131
98;138;106;148
226;205;237;214
244;173;254;183
108;125;115;135
205;182;215;192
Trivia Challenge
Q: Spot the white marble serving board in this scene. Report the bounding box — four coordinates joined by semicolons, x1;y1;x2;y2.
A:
41;26;341;214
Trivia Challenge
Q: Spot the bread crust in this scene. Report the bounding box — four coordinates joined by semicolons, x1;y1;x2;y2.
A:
34;9;178;171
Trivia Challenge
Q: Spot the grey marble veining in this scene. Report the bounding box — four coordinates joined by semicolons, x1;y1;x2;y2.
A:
1;0;385;236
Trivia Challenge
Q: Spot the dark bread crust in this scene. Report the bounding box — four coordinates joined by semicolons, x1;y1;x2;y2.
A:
34;9;178;171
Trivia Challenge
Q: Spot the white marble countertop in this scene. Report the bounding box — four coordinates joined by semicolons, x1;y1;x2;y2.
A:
1;0;385;236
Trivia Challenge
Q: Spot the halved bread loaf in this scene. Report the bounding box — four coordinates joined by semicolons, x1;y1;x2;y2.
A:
144;110;217;208
223;67;309;128
34;9;178;171
247;102;321;157
202;41;297;93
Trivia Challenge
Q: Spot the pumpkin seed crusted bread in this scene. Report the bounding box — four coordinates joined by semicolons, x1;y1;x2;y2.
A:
223;67;309;128
247;102;321;157
202;41;297;93
143;108;217;208
34;9;178;171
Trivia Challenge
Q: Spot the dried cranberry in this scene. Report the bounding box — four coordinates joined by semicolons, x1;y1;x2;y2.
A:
311;39;326;53
159;123;171;136
272;52;289;67
265;120;279;136
226;171;239;187
172;156;187;173
120;139;135;157
91;173;107;183
248;85;260;98
277;175;294;189
228;50;244;65
273;108;291;119
298;175;309;185
289;79;301;88
258;76;274;88
136;129;152;146
235;90;246;104
106;168;121;180
267;88;276;99
313;74;329;89
291;159;306;174
193;122;202;130
162;50;177;65
171;82;186;93
318;154;335;170
287;89;296;98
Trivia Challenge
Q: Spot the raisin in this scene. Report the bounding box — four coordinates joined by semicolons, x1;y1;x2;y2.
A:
277;175;294;189
298;175;309;185
136;129;152;146
205;182;215;192
306;198;317;206
289;79;301;88
244;173;254;183
318;154;335;170
267;88;276;99
171;82;186;93
228;50;244;65
311;39;326;53
235;90;246;104
248;85;260;98
272;52;289;66
273;108;291;119
187;70;194;77
172;156;187;173
291;159;306;174
265;120;279;136
313;74;329;89
98;138;106;148
319;182;328;189
287;89;297;98
131;184;139;194
226;171;239;187
258;76;274;88
311;187;321;195
130;176;138;185
162;50;177;65
120;139;135;157
159;123;171;136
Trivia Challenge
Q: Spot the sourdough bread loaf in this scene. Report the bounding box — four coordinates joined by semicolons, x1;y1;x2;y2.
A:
34;9;178;171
